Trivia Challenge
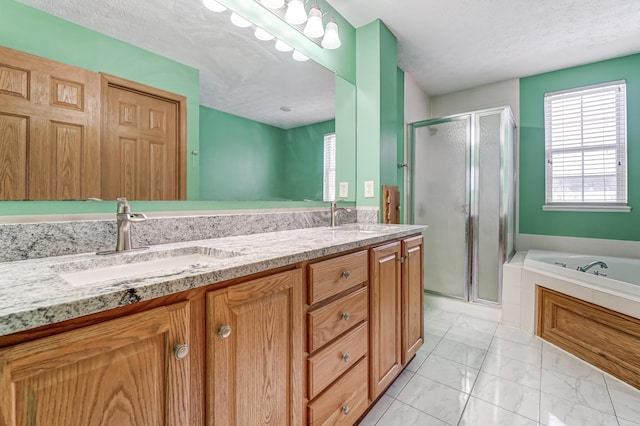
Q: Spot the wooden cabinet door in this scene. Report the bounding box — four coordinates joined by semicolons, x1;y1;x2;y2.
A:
0;302;190;426
369;241;402;400
206;269;303;426
402;236;424;364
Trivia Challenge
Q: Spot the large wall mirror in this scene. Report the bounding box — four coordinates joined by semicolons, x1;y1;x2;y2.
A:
9;0;337;202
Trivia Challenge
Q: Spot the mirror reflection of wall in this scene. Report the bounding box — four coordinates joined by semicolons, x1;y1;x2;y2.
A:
9;0;337;202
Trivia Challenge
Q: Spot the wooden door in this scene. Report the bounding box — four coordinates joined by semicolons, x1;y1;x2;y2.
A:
0;46;101;200
102;75;185;200
369;241;402;400
206;269;303;426
0;302;190;426
402;236;424;364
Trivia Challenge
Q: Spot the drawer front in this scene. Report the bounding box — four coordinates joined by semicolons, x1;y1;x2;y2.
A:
309;250;368;305
308;287;368;352
307;357;368;426
308;322;368;399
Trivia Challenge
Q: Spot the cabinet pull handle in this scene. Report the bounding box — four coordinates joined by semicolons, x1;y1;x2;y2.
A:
218;325;232;339
173;344;190;360
341;312;350;321
342;271;350;279
342;406;350;415
342;353;351;363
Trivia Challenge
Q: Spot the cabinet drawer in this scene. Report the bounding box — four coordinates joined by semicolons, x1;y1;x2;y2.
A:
307;357;368;426
308;287;368;352
308;322;368;399
309;250;368;305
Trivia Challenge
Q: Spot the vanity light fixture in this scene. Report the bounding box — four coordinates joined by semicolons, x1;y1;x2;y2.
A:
255;27;275;41
303;4;324;38
230;12;252;28
202;0;226;12
292;50;310;61
261;0;285;8
255;0;341;50
275;39;294;52
321;18;341;49
284;0;307;25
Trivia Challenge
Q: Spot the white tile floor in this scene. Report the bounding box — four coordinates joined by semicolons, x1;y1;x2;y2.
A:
359;306;640;426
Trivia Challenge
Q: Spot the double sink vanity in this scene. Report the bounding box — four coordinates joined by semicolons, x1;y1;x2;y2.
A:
0;218;426;425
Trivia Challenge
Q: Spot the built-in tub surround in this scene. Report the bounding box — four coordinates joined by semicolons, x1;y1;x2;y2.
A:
0;208;380;262
502;250;640;333
0;223;425;336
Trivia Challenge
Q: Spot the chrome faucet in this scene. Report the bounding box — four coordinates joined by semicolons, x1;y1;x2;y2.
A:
330;200;351;227
577;260;608;273
115;197;148;252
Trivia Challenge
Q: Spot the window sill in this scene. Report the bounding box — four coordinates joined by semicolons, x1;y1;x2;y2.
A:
542;205;632;213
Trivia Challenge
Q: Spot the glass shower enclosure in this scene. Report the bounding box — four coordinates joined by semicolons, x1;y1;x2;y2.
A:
408;107;516;305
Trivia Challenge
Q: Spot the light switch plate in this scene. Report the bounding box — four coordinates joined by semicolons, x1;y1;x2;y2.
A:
339;182;349;198
364;181;375;198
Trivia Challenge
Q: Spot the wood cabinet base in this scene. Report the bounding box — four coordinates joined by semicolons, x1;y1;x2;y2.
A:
537;286;640;389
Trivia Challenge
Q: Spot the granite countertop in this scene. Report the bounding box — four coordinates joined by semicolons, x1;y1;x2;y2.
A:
0;224;427;337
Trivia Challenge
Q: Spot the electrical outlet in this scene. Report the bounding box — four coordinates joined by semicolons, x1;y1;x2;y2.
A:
364;181;375;198
339;182;349;198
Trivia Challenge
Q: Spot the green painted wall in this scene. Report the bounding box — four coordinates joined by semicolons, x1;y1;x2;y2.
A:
199;106;286;200
0;0;201;202
396;68;405;223
519;53;640;240
199;106;334;201
335;77;358;202
284;120;335;201
355;20;398;211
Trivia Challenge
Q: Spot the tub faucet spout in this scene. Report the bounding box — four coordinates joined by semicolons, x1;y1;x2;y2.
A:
577;260;608;273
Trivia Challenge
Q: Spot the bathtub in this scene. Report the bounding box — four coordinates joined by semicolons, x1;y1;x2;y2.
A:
524;249;640;299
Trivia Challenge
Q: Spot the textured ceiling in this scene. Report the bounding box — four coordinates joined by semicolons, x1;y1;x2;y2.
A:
332;0;640;96
18;0;640;112
18;0;336;129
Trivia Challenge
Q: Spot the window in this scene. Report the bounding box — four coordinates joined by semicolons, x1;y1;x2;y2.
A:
323;133;336;202
544;80;628;211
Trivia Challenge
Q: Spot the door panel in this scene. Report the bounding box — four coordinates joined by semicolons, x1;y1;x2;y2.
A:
103;85;178;200
413;118;470;299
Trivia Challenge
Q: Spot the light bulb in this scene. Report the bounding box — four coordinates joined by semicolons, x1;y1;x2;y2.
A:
261;0;285;8
230;12;252;28
284;0;307;25
254;27;274;41
303;5;324;38
321;20;341;49
292;50;309;62
275;39;293;52
202;0;226;12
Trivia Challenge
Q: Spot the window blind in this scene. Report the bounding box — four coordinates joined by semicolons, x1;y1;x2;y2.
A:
544;80;627;206
323;133;336;202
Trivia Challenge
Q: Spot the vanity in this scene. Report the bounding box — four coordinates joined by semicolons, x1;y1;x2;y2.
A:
0;223;426;425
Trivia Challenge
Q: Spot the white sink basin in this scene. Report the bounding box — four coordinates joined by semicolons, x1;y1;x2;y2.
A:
53;246;243;287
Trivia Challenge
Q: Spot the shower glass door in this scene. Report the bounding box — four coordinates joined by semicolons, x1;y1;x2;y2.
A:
411;117;470;299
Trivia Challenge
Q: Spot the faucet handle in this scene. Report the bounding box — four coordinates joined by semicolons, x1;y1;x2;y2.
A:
116;197;131;213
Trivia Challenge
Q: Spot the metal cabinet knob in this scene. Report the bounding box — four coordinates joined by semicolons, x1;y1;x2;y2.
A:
342;353;350;363
341;312;350;321
174;344;189;360
342;271;350;279
398;256;405;263
218;325;232;339
342;406;350;415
